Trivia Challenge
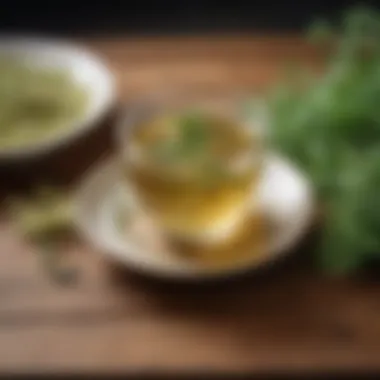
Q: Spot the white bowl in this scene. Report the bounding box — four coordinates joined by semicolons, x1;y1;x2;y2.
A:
0;36;115;160
73;154;315;281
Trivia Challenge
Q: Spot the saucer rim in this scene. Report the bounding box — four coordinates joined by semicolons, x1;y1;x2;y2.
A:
73;154;315;280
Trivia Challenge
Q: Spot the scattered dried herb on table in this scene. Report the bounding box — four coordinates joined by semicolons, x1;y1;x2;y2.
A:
7;187;79;285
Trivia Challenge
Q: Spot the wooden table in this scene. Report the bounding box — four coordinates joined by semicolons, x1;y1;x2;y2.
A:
1;36;380;378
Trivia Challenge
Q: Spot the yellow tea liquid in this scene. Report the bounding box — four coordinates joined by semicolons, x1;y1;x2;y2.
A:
124;112;261;243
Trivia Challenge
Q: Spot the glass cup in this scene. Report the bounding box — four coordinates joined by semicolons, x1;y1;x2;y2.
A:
117;91;265;246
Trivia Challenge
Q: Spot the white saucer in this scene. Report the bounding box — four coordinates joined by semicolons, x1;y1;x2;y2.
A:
73;154;314;280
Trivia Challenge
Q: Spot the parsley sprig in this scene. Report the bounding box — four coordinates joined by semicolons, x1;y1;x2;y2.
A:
269;6;380;274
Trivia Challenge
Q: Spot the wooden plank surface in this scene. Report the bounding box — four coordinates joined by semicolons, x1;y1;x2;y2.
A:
0;36;380;376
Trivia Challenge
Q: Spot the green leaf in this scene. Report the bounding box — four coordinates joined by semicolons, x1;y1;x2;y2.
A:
152;112;209;162
178;112;208;155
265;6;380;275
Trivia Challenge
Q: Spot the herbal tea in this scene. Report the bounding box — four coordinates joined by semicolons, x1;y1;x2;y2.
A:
124;109;262;243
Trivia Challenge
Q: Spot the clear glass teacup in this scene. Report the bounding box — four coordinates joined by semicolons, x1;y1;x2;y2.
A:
117;91;265;246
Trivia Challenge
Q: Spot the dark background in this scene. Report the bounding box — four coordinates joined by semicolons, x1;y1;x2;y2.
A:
0;0;379;36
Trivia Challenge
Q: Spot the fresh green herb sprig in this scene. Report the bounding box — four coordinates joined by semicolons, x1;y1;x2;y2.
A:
269;7;380;274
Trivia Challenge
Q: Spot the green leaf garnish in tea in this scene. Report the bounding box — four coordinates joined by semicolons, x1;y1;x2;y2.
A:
153;111;209;162
178;112;208;154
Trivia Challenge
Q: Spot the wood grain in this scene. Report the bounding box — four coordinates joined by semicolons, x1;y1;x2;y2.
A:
0;36;379;376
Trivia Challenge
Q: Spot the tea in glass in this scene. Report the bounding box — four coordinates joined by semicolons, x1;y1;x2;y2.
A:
120;95;263;245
